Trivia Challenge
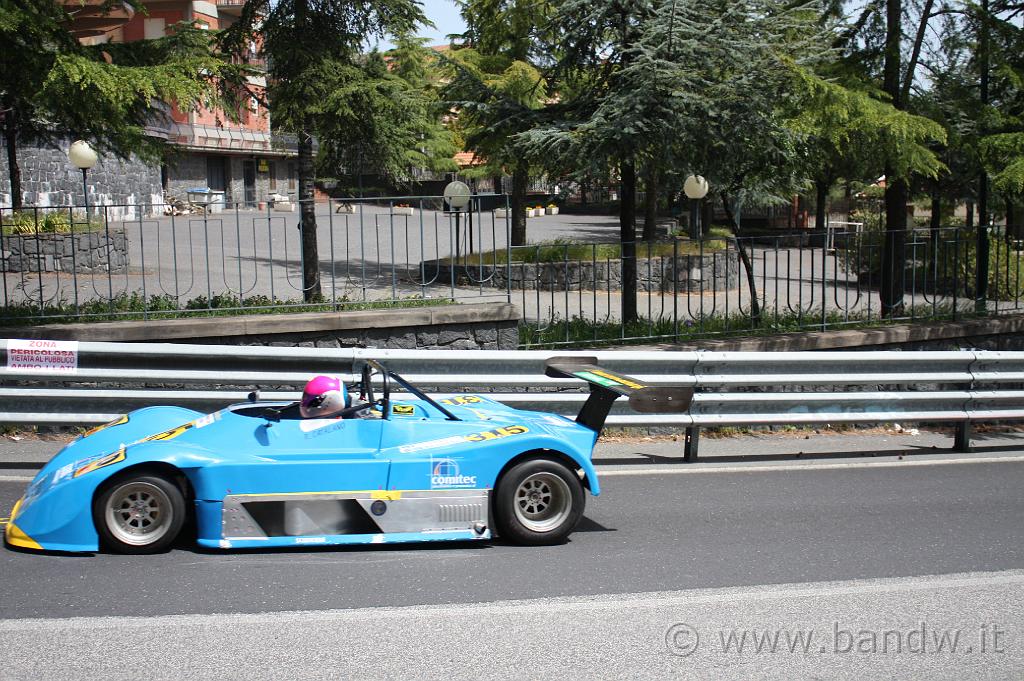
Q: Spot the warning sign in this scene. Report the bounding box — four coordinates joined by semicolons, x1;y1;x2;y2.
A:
6;339;79;374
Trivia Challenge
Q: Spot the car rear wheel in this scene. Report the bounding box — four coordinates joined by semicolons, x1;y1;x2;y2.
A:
494;458;585;545
93;473;185;554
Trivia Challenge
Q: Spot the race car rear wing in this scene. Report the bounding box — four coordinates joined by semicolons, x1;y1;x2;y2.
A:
544;357;694;434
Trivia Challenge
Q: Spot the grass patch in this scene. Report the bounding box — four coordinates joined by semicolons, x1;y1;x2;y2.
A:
0;292;455;326
439;235;729;265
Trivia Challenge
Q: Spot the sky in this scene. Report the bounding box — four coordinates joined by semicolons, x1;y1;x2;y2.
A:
373;0;467;50
417;0;467;45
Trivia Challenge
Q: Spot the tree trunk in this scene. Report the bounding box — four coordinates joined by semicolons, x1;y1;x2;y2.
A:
642;162;659;241
880;173;908;316
721;191;760;325
930;186;941;273
492;174;503;195
620;160;638;324
3;105;22;211
814;177;829;248
510;161;528;246
880;0;905;317
930;189;941;233
1006;198;1017;243
966;200;974;229
297;131;321;302
975;0;990;311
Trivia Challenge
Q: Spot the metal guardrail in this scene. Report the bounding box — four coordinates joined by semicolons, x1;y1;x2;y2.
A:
2;341;1023;459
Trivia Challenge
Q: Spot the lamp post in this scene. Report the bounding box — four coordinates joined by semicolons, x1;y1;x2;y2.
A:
68;140;98;223
683;174;709;240
444;180;471;261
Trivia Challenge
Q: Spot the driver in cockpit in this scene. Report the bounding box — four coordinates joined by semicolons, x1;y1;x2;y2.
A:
299;375;374;419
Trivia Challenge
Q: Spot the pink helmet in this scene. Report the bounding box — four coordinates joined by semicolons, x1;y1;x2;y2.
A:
300;375;350;418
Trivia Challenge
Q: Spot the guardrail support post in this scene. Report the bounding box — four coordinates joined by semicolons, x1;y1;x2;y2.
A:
684;426;700;462
954;422;972;452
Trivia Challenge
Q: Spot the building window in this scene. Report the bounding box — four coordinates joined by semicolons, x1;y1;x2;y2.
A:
288;162;296;191
268;161;277;191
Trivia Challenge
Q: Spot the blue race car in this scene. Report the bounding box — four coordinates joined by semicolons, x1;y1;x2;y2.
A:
5;358;691;554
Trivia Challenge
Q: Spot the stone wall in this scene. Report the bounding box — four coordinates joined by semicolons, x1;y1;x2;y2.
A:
2;230;128;273
163;154;206;202
430;250;740;292
1;303;521;350
0;139;162;218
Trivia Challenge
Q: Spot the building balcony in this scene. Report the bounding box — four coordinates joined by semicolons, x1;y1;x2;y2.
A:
169;123;296;157
216;0;248;16
61;0;135;39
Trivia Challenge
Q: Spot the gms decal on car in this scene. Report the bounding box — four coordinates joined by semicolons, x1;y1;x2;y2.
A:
398;425;529;454
4;357;692;554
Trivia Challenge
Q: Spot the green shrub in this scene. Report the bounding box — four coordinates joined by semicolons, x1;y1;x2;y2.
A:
443;236;728;265
42;212;71;233
2;210;95;235
0;292;454;326
4;212;38;235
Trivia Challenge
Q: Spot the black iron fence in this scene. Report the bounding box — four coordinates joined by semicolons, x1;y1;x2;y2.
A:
0;196;509;323
513;224;1024;346
1;198;1020;348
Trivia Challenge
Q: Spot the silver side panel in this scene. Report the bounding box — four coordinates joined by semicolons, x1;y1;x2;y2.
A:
221;489;489;539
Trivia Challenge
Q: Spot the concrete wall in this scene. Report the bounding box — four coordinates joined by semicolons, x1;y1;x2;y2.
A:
1;303;521;350
432;251;739;293
663;315;1024;353
0;139;162;218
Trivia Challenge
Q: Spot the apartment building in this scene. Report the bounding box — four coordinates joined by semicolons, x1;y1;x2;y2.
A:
0;1;295;213
104;0;297;207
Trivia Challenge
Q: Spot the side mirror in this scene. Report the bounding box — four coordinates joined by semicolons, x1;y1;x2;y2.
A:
263;408;281;423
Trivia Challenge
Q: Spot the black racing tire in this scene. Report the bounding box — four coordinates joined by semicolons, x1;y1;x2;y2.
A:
493;457;585;546
93;473;186;554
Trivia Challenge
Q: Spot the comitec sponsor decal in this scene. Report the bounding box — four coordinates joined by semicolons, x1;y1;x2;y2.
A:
430;459;477;488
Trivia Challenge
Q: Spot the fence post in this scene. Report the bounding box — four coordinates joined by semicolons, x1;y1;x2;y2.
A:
684;426;700;462
953;421;972;452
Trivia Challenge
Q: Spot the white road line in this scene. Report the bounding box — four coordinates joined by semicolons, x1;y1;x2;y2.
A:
0;475;31;482
0;568;1021;629
4;570;1021;680
597;454;1024;476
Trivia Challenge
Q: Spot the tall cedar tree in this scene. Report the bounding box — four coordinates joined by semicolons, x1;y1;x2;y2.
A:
519;0;831;324
450;0;553;247
223;0;425;301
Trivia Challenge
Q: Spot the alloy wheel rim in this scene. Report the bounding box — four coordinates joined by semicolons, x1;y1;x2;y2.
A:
513;472;571;533
105;482;172;546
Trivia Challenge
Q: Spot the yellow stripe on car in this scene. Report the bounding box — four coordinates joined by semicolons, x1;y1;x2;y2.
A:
4;521;42;550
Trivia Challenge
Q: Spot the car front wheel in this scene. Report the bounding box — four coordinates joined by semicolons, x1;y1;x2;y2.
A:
93;473;186;554
494;458;585;545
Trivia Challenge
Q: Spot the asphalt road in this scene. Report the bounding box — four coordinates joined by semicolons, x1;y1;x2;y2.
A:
2;448;1023;678
2;459;1023;619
